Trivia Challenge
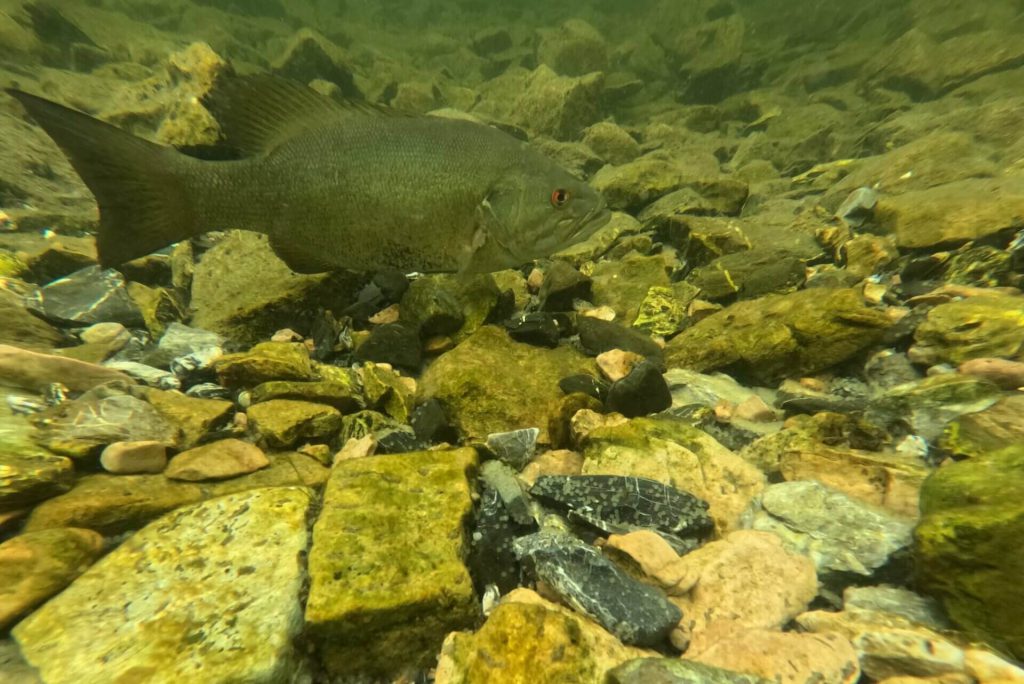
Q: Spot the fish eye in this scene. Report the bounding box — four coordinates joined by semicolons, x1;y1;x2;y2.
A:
550;188;571;208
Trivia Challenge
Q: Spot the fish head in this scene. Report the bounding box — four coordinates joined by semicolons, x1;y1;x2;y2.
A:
463;152;610;273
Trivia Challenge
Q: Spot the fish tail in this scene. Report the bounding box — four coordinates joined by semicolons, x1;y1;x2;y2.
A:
7;88;198;267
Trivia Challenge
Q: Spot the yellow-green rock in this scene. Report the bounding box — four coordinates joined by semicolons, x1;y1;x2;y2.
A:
436;590;649;684
306;448;479;679
1;419;74;510
23;453;326;534
126;282;185;339
0;528;104;630
590;254;672;324
419;325;596;443
247;399;342;449
13;488;313;683
0;290;63;352
940;395;1024;458
141;387;234;449
664;288;892;383
213;341;316;387
914;445;1024;660
632;286;689;336
250;374;364;413
909;295;1024;366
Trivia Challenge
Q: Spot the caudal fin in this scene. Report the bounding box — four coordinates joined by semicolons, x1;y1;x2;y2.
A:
6;89;196;267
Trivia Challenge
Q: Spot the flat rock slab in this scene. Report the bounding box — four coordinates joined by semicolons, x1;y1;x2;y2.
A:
306;447;479;679
13;487;313;684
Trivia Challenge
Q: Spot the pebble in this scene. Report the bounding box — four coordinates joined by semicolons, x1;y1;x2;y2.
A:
505;312;564;348
958;357;1024;389
605;359;673;417
733;395;778;422
79;322;130;348
596;348;644;382
164;438;270;481
539;260;591;312
99;440;168;474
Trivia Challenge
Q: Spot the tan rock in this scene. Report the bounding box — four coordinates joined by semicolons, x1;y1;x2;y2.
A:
597;349;644;382
958;358;1024;390
0;528;104;630
334;435;377;462
100;440;168;474
875;676;973;684
733;395;778;422
165;439;270;481
520;449;583;486
964;648;1024;683
436;588;651;684
0;344;131;392
570;409;629;445
604;530;698;595
670;531;817;649
688;628;860;684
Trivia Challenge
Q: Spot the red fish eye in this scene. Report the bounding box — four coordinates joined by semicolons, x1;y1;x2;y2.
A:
550;188;571;207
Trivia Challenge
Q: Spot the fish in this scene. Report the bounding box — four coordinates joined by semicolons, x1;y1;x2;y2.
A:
5;75;610;274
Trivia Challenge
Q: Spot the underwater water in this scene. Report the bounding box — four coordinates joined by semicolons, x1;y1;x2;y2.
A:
1;0;1024;682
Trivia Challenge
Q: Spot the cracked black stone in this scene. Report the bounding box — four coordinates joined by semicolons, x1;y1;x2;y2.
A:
467;485;537;594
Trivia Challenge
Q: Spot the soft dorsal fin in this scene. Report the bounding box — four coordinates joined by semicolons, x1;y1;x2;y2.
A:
201;73;394;156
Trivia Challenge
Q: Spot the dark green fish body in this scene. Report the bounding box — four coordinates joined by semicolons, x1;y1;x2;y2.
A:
6;76;610;274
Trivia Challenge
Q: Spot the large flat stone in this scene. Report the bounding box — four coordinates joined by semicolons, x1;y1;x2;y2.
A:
13;488;313;683
305;447;479;679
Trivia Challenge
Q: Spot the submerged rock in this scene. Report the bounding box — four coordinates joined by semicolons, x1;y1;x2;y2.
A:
164;438;269;481
247;399;342;449
514;531;682;647
306;448;479;679
0;344;130;393
609;658;772;684
213;341;316;387
908;294;1024;366
13;488;313;683
512;65;604;140
38;266;144;328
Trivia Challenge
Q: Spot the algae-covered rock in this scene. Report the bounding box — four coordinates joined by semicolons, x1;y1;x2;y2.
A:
939;395;1024;458
590;254;671;325
0;528;104;630
686;247;806;301
22;453;326;534
632;285;694;337
306;448;479;679
435;589;647;684
512;65;604;140
213;341;316;387
0;291;64;352
13;488;312;684
249;377;364;413
190;232;364;346
139;388;234;449
914;445;1024;660
664;288;892;383
591;156;697;212
246;399;342;449
0;446;74;511
869;374;1002;443
535;19;608;77
419;326;596;443
580;416;764;534
908;295;1024;366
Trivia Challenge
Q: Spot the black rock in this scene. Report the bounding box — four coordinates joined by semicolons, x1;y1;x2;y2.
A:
576;316;663;363
609;658;772;684
341;410;420;453
506;312;564;348
354;323;422;369
559;373;609;401
484;427;540;471
410;398;457;444
308;309;352;362
38;265;144;328
467;485;538;593
513;532;683;647
372;269;410;301
539;261;591;312
530;475;713;552
400;278;464;337
606;360;672;417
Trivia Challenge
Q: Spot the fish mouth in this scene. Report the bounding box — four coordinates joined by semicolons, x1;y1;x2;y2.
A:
570;201;612;241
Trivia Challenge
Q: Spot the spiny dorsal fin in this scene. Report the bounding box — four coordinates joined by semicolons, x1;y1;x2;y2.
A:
202;74;400;156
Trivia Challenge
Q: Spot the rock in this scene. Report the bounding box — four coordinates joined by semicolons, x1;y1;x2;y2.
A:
843;586;950;631
664;288;892;384
669;15;749;104
190;232;364;347
958;357;1024;389
139;387;234;449
964;648;1024;683
597;349;644;382
914;445;1024;660
539;260;591;312
271;28;357;96
505;312;565;348
577;317;664;361
435;589;648;683
165;438;269;481
531;475;713;552
686;247;807;301
400;276;465;337
485;427;540;470
512;65;604;140
875;178;1024;250
354;322;422;369
753;481;914;589
0;344;131;393
603;530;698;595
145;322;224;369
535;19;608;77
13;488;313;683
671;531;818;651
609;658;773;684
582;122;641;165
306;448;479;679
22;453;325;534
419;326;596;443
38;266;144;328
213;341;316;387
249;378;364;413
590;254;672;324
0;528;103;630
908;294;1024;366
520;449;584;486
0;446;74;511
514;531;682;647
103;360;180;389
632;285;693;337
869;374;1002;444
940;395;1024;458
579;417;765;534
34;388;181;459
99;440;167;474
0;290;64;352
340;410;419;454
126;282;184;338
687;628;860;684
247;399;342;450
606;360;673;418
592;156;700;212
471;27;512;57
